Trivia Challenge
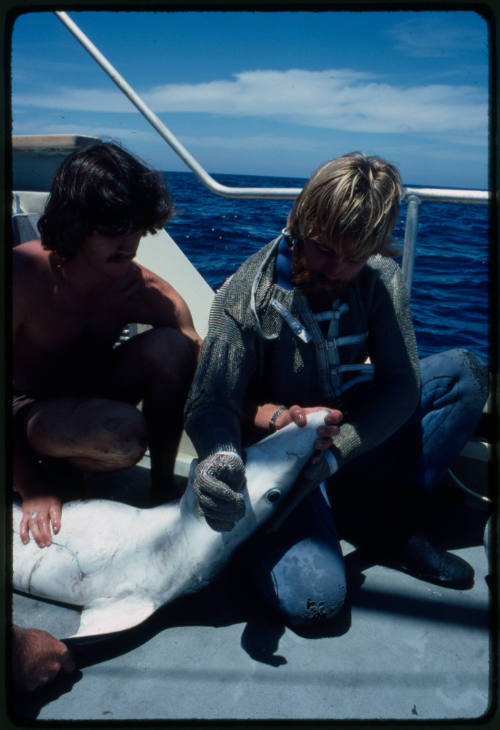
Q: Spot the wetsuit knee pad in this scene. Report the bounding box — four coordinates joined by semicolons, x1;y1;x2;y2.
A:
422;349;488;406
266;538;347;627
250;489;346;627
444;348;488;406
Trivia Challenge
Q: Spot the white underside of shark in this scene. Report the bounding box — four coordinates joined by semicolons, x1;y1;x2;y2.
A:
12;412;328;639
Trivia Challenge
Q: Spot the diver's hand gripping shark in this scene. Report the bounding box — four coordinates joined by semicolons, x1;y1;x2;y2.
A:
12;412;329;639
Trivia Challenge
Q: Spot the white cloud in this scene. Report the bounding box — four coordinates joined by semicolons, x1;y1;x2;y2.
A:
13;68;487;136
14;88;134;113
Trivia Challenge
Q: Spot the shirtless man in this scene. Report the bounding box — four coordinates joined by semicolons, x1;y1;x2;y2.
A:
13;142;201;548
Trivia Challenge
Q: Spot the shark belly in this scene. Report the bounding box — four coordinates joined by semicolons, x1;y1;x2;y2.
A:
12;411;330;638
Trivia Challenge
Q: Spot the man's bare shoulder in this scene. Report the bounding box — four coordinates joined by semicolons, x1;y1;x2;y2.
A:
13;240;51;277
13;241;55;333
133;263;187;311
137;263;177;296
131;263;199;341
13;240;55;297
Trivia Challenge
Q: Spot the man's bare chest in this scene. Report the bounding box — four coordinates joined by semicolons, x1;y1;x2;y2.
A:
24;291;127;353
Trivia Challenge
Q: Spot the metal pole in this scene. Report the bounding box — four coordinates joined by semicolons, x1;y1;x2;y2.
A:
54;10;490;295
54;11;302;201
54;13;490;208
401;194;421;296
403;187;488;205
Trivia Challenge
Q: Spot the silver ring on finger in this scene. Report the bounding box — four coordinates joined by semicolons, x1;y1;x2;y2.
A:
29;512;38;519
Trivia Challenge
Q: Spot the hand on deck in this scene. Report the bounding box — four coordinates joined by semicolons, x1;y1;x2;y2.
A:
20;494;62;548
193;451;246;532
12;625;76;693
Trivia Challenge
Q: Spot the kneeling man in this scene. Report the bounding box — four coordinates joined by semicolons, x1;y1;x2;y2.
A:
13;142;201;547
185;152;488;628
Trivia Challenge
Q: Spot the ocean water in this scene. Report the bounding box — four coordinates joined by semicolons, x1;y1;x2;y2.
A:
163;170;489;364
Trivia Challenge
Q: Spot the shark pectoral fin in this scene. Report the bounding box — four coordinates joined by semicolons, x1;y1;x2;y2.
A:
71;595;157;639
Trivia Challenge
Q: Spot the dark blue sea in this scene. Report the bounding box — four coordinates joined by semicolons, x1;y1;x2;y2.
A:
163;170;490;365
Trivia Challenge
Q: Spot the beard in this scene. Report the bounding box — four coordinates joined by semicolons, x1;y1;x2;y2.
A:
291;244;349;306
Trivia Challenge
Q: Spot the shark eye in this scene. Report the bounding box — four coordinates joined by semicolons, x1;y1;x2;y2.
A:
266;489;281;503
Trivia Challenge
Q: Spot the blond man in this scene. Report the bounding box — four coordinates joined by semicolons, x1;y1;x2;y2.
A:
185;152;487;628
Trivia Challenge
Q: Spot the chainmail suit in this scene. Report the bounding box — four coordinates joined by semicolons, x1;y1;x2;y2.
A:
185;233;487;626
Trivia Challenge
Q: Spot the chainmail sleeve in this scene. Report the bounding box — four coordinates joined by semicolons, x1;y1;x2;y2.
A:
331;257;421;467
184;278;258;460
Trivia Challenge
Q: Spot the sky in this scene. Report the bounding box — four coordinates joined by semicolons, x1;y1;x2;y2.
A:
9;8;490;189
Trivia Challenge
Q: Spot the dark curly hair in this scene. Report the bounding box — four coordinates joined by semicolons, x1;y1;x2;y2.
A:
38;141;175;260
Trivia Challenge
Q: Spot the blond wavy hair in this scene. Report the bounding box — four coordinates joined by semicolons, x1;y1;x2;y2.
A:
287;152;402;258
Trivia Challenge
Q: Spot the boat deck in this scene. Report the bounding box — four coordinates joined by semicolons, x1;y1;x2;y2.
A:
9;459;494;723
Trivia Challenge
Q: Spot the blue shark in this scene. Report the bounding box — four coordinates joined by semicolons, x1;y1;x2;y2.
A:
12;411;328;638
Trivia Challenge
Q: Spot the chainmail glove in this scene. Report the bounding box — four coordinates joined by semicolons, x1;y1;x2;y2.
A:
193;451;246;532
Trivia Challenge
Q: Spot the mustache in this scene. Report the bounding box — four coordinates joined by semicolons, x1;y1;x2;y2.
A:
107;252;136;262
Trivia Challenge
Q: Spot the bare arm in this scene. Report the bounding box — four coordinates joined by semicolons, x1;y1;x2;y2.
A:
12;246;30;353
13;433;62;548
122;264;202;358
12;246;62;547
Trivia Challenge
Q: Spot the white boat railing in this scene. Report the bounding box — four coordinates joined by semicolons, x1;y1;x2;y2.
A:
400;189;488;295
55;11;490;294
